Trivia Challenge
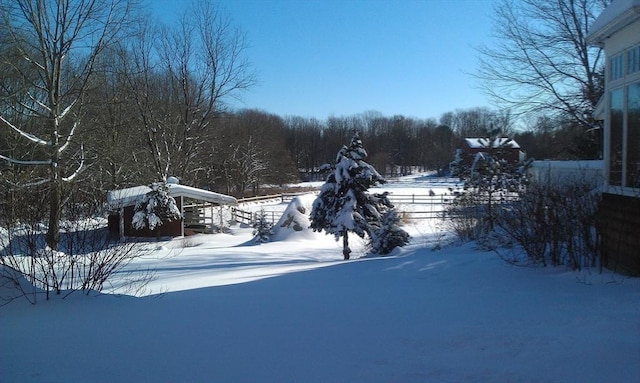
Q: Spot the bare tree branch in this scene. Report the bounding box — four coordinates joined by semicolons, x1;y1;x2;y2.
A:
475;0;608;128
0;115;49;145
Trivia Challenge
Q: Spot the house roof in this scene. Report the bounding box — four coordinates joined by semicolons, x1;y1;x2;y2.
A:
107;182;237;209
587;0;640;45
464;138;520;149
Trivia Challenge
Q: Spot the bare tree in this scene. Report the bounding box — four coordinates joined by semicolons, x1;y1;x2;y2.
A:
121;0;256;183
210;110;297;196
439;107;514;138
476;0;608;129
0;0;135;249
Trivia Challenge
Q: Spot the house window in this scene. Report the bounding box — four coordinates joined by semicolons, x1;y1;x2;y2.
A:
610;83;640;189
627;45;640;75
628;83;640;188
611;53;624;81
610;88;624;185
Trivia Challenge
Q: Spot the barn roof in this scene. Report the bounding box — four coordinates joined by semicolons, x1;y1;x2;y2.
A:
107;182;236;209
464;138;520;149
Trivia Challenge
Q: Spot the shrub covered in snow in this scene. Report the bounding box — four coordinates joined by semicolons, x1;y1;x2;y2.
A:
132;182;181;231
271;194;320;241
369;210;410;255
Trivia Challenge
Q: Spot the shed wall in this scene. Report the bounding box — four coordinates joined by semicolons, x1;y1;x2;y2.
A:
122;197;183;237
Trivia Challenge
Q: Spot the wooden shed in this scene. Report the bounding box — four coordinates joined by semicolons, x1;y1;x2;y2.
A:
106;178;237;238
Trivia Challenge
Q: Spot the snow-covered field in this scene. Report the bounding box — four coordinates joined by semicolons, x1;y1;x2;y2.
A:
1;174;639;383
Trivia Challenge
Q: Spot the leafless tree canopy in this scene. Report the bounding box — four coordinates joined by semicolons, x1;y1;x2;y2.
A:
476;0;609;127
118;1;256;181
0;0;135;249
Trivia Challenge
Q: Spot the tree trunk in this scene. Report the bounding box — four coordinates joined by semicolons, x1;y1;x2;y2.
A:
342;230;351;260
46;176;61;250
46;120;61;250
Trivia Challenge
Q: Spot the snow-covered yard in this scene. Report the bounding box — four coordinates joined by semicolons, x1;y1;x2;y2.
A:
1;174;639;383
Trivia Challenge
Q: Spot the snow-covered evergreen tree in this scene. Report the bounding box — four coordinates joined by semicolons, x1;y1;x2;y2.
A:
132;182;182;231
252;209;274;244
369;210;410;255
310;132;408;259
449;148;464;177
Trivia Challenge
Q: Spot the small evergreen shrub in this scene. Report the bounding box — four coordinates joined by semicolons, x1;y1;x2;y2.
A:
132;182;181;231
252;209;274;244
369;210;410;255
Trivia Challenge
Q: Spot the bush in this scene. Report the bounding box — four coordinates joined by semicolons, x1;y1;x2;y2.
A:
494;179;600;270
445;192;493;242
368;210;410;255
0;187;154;305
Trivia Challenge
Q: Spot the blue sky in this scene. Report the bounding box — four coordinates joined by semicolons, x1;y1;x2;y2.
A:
151;0;495;120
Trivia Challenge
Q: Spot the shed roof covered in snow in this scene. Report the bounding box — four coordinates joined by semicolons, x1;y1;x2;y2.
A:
107;181;236;209
463;138;520;149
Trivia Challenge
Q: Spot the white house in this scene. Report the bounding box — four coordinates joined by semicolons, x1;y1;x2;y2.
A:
588;0;640;274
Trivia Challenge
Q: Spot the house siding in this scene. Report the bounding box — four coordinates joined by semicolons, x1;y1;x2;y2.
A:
598;192;640;275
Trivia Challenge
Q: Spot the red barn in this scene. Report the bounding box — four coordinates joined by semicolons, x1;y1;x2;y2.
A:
456;137;524;168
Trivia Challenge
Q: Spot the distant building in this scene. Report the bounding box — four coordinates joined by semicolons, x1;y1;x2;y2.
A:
106;177;236;238
588;0;640;274
454;137;524;168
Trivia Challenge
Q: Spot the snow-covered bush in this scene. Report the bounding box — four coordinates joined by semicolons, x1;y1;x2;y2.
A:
252;209;274;244
132;182;181;231
369;210;410;255
271;195;319;241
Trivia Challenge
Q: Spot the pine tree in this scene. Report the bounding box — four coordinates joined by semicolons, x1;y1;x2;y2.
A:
252;209;274;244
132;182;182;231
310;132;408;259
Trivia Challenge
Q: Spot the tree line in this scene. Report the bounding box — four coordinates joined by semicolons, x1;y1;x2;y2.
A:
1;0;605;252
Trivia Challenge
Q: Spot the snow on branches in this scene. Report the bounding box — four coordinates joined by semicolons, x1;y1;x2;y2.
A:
132;182;182;231
310;132;409;259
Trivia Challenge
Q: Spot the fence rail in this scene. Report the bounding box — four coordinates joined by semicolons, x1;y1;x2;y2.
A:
237;192;316;205
231;208;282;226
387;194;457;205
231;192;519;226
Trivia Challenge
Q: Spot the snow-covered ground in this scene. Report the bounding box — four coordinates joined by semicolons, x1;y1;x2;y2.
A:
1;174;639;383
